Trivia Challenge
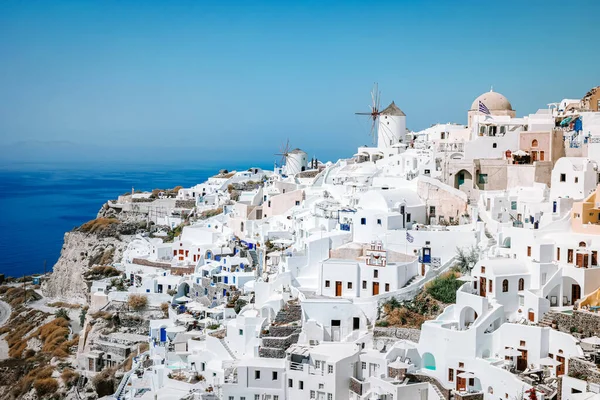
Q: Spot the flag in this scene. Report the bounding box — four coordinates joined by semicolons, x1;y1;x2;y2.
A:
406;232;414;243
478;101;490;115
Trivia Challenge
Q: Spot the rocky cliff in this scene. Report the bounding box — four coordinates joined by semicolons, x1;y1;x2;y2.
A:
41;231;129;302
42;202;149;303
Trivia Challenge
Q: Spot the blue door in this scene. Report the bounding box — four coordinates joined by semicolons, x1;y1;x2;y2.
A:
223;289;227;297
160;327;166;342
224;276;228;284
553;201;557;213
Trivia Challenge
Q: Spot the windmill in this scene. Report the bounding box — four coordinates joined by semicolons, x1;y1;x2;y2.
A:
355;83;382;144
274;139;292;169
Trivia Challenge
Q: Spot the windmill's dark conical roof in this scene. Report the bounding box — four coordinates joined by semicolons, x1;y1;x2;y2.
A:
380;101;406;116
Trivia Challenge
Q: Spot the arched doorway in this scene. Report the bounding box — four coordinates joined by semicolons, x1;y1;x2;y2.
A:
459;306;478;330
455;169;473;190
422;353;436;370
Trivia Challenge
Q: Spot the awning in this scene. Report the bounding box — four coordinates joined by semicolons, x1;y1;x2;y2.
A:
560;116;573;126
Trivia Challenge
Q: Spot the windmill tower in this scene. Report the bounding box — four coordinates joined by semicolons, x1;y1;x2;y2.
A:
275;140;308;176
378;101;406;149
355;83;406;149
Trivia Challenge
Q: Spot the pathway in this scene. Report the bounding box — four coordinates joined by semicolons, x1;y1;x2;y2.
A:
0;300;12;360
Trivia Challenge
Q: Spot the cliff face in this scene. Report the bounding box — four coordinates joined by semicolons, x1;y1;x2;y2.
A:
41;231;129;302
42;201;151;303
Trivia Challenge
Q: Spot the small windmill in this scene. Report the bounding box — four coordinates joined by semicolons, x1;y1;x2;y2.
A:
355;83;382;144
274;139;291;169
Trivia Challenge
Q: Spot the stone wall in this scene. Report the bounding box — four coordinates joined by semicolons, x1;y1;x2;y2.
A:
550;310;600;337
175;200;196;209
131;258;171;268
568;357;600;385
373;327;421;343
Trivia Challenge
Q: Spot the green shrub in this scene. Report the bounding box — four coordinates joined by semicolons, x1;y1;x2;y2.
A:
376;320;390;327
426;273;463;304
55;308;70;321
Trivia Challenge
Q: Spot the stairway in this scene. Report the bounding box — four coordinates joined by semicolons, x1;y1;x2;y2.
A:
402;275;420;288
219;338;238;360
538;312;557;328
430;382;445;400
248;250;259;267
259;302;302;358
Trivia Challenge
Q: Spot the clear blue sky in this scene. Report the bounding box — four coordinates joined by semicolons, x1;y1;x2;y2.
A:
1;0;599;165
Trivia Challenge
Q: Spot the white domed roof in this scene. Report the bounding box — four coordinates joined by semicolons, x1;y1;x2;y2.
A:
470;90;513;111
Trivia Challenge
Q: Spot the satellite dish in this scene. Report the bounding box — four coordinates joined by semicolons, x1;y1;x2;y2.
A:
376;340;386;352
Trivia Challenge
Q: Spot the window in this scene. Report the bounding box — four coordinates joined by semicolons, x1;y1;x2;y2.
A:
255;396;260;400
325;280;330;288
511;201;517;210
568;249;574;263
493;143;497;148
362;280;367;289
362;362;366;369
319;384;324;389
575;177;579;183
255;370;260;379
268;200;271;207
310;391;315;399
489;280;493;293
532;139;538;147
299;380;304;390
448;368;454;381
502;279;509;292
557;247;560;261
459;362;464;368
347;282;352;289
527;246;531;257
518;278;524;291
353;317;360;330
429;206;436;217
593;251;598;266
360;218;366;225
295;201;300;206
377;218;382;225
229;397;234;400
560;173;566;182
385;283;390;292
406;213;411;222
374;270;378;278
239;329;243;335
478;174;488;184
481;266;486;273
315;360;321;369
272;371;278;380
520;340;526;347
288;378;293;388
540;151;545;161
425;169;430;174
328;394;333;400
274;397;279;400
328;365;333;374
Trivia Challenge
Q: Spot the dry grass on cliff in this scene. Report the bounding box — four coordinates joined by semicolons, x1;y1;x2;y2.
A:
47;301;81;309
84;265;121;280
60;368;79;388
127;294;148;311
2;287;41;307
78;217;120;234
33;377;58;397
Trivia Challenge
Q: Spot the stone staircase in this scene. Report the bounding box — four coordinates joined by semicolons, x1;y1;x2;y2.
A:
402;275;420;288
219;337;238;360
538;312;558;328
259;302;302;358
248;250;259;267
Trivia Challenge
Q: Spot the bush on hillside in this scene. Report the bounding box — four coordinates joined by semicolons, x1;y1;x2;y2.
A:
425;271;463;304
127;294;148;311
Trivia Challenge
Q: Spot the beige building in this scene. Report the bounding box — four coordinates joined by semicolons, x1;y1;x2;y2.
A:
582;86;600;112
467;90;516;128
572;184;600;235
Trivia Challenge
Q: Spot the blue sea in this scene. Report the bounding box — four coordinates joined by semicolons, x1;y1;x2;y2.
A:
0;162;269;278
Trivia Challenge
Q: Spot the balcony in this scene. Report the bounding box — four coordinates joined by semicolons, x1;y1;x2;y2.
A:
349;377;366;395
437;142;464;153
